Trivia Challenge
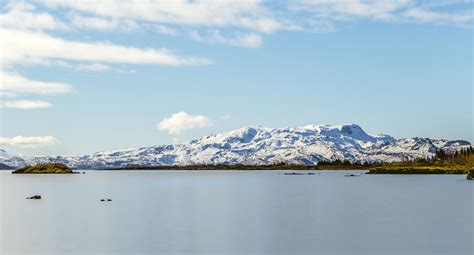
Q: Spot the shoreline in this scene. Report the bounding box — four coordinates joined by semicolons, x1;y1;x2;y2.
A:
99;164;471;175
4;161;472;177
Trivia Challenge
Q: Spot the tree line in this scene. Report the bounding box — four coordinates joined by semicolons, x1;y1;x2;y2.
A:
434;146;473;164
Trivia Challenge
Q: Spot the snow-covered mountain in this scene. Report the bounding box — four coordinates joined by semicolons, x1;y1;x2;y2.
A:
0;149;30;168
1;124;470;168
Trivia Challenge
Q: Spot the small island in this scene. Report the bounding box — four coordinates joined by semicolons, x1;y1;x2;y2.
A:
366;166;468;175
12;163;74;174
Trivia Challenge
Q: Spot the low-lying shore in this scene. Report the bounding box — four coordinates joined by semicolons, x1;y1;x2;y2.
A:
101;164;474;181
368;167;473;181
366;167;467;175
9;154;474;180
102;163;472;174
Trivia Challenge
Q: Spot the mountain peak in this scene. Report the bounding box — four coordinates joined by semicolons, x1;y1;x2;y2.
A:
338;124;364;134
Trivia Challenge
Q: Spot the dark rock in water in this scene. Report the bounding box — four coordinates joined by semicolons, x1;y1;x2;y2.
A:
107;199;112;201
284;172;316;176
82;172;86;174
345;173;361;177
27;195;41;200
100;199;105;202
467;170;473;180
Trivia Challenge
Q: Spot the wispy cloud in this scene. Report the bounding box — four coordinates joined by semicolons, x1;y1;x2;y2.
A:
4;1;469;52
1;71;72;95
0;136;60;148
0;1;214;113
158;111;213;136
403;8;473;25
190;30;262;48
290;0;473;27
0;1;66;31
155;25;180;36
42;0;281;33
1;28;211;67
0;25;210;108
68;14;138;31
291;0;412;21
75;63;111;72
0;100;54;109
1;0;471;114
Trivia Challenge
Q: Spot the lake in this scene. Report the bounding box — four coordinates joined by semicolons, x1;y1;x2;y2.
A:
0;170;472;255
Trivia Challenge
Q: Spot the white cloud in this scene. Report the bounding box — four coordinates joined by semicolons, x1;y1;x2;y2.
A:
5;1;36;11
68;14;138;31
291;0;412;21
43;0;281;33
155;25;180;36
75;63;111;72
0;136;60;148
1;100;54;109
0;71;72;95
68;14;120;30
190;30;262;48
290;0;473;27
403;8;473;24
158;111;213;135
0;19;209;110
1;28;211;67
0;91;17;98
0;1;66;31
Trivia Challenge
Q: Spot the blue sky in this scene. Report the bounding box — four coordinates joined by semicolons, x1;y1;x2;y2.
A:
0;0;472;156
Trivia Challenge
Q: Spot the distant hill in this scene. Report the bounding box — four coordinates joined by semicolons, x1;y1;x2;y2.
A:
0;124;471;168
0;163;15;170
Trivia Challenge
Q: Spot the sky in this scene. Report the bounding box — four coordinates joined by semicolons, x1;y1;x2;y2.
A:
0;0;472;156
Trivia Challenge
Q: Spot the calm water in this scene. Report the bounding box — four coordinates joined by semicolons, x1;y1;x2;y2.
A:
0;170;472;255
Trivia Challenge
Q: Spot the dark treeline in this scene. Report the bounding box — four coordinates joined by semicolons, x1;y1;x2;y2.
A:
433;146;473;164
317;159;352;165
368;146;474;175
104;163;320;171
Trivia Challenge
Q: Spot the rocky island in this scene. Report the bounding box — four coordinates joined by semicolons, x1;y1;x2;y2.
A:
12;163;74;174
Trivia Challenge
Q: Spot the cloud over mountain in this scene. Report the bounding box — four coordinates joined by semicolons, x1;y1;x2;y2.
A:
158;111;213;136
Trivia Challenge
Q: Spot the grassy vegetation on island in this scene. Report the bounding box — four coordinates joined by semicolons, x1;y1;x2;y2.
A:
367;165;467;174
12;163;74;174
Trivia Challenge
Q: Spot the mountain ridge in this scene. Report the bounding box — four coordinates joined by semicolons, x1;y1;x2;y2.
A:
0;124;470;168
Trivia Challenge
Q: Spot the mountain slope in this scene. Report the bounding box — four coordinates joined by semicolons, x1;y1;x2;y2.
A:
1;124;470;168
0;149;29;168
